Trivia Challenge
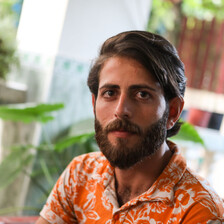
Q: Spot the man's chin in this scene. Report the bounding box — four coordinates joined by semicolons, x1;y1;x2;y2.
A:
107;158;137;170
108;155;145;170
100;145;143;169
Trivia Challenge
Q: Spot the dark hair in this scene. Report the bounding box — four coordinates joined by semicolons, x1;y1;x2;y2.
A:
87;30;186;138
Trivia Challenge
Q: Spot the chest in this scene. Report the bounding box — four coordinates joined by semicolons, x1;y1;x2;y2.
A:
73;181;179;224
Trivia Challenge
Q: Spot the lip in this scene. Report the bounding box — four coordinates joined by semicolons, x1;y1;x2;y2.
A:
109;130;133;138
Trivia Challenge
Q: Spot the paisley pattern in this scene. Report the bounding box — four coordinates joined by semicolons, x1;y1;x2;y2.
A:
40;141;224;223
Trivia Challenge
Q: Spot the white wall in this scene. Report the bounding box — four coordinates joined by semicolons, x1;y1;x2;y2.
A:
16;0;152;103
17;0;69;56
58;0;152;61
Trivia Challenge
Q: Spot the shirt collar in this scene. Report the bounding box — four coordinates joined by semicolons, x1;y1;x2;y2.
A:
137;141;187;205
100;141;187;207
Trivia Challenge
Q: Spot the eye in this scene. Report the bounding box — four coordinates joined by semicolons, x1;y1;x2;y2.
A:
136;91;151;100
102;90;116;98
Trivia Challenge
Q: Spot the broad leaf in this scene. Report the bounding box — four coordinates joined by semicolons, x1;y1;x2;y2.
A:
0;103;64;123
39;158;54;185
0;147;34;189
54;132;95;152
171;122;204;146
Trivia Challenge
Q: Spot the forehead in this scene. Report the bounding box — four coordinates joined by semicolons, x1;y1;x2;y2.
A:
99;56;162;90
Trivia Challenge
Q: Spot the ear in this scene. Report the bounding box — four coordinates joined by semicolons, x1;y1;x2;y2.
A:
92;94;96;115
167;97;184;130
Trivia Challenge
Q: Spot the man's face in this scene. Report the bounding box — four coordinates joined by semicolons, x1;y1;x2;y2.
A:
93;56;170;169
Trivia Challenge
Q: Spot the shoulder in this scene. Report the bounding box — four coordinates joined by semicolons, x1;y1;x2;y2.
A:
61;151;112;183
68;151;109;170
40;152;112;223
167;141;223;216
53;151;112;198
177;167;224;219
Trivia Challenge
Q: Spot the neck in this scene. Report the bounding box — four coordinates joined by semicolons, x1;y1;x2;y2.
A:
114;142;172;206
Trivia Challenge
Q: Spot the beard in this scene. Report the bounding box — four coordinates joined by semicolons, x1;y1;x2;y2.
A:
94;108;169;169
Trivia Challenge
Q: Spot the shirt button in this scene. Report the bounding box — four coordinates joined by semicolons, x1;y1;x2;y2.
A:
114;213;119;220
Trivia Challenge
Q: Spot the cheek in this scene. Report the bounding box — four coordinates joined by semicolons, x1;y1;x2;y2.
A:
139;100;167;126
95;99;113;125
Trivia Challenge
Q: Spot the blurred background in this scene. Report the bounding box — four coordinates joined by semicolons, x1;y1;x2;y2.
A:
0;0;224;218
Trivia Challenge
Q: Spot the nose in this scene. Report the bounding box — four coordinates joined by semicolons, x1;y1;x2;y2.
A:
114;94;133;119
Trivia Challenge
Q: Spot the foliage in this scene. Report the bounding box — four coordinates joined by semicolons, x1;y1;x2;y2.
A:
0;103;97;214
0;132;96;196
30;132;97;197
147;0;176;35
0;103;204;214
182;0;224;21
54;132;95;153
170;121;204;145
0;0;20;80
0;0;19;20
148;0;224;37
0;103;65;189
0;20;19;80
0;144;33;189
0;103;64;123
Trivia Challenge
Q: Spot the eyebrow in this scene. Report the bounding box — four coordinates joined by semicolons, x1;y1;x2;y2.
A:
129;84;157;92
99;84;157;92
99;84;119;90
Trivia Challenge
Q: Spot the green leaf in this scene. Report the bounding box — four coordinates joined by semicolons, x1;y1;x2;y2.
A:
0;103;64;123
39;158;54;185
0;147;34;189
54;132;95;152
171;122;205;146
182;0;224;21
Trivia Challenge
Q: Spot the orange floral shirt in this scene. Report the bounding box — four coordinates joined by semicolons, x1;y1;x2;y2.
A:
40;141;224;223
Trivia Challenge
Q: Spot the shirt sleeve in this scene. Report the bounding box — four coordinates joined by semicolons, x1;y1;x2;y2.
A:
40;162;78;224
181;200;224;224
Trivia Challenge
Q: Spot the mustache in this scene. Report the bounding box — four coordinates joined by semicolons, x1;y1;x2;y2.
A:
104;119;142;135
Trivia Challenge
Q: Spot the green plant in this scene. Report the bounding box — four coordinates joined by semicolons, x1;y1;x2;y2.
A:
0;0;20;80
147;0;177;35
147;0;224;43
182;0;224;21
0;103;64;189
0;21;19;80
0;103;204;215
170;120;205;146
0;103;97;214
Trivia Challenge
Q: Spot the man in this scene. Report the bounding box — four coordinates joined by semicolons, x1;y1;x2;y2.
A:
36;31;224;223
